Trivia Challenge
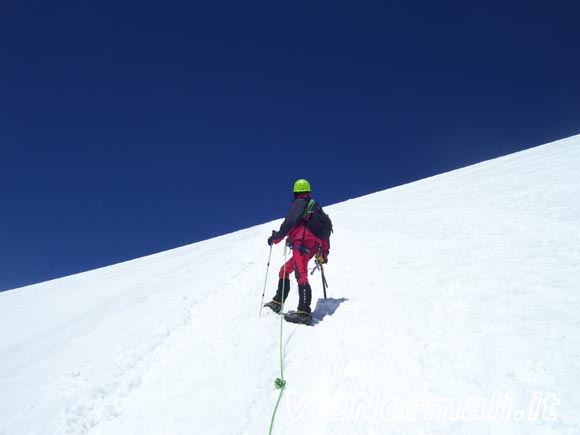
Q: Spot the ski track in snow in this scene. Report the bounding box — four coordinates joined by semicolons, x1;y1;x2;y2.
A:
1;135;580;435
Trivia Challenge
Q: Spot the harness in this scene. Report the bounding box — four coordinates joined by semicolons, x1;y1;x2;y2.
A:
285;239;311;254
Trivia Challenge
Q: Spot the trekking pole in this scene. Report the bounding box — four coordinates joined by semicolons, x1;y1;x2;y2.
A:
319;262;328;299
259;244;274;317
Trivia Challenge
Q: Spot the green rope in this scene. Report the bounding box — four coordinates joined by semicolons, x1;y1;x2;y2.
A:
268;244;288;435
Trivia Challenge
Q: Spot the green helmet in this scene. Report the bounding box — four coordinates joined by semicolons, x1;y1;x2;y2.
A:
293;179;311;193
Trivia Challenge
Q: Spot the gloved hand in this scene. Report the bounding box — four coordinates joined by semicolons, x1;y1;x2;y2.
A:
267;230;278;246
315;249;329;264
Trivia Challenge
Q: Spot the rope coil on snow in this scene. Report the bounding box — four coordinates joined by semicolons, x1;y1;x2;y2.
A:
274;378;286;389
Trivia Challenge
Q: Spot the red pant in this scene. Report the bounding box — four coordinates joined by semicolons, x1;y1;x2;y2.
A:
279;247;316;285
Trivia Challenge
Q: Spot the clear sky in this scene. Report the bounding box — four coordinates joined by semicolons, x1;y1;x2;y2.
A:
1;1;579;291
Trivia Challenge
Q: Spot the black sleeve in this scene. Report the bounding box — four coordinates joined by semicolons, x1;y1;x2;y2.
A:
274;197;309;238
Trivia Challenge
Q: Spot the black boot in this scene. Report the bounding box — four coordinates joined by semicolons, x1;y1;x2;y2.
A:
284;310;312;325
264;278;291;314
297;282;312;314
263;300;282;314
283;283;313;324
274;278;291;303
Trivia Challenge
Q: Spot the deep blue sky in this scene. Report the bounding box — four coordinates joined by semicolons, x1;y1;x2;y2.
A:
1;1;579;291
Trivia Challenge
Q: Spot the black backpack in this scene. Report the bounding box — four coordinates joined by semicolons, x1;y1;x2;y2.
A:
303;199;333;240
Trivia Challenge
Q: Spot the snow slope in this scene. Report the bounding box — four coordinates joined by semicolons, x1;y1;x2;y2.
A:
1;135;579;435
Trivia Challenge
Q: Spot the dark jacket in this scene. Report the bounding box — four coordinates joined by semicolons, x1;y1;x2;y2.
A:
271;194;330;259
272;194;311;242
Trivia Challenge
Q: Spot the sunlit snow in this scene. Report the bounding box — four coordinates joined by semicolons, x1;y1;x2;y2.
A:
1;135;579;435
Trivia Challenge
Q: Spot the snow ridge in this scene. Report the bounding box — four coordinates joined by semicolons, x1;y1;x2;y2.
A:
1;134;580;435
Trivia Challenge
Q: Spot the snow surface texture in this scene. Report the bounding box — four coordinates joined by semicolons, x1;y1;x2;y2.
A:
1;135;580;435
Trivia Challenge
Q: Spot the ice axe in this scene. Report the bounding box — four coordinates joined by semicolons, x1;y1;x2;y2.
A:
310;250;328;299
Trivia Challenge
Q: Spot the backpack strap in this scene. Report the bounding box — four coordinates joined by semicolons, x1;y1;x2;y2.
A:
302;199;316;220
299;198;316;253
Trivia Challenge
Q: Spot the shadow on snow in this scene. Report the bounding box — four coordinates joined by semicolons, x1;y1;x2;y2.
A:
311;297;348;325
